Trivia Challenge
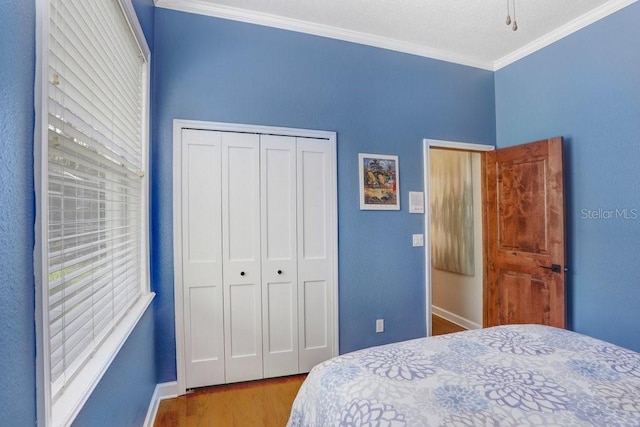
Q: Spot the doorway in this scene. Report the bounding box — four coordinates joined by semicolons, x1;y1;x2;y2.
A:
422;139;494;336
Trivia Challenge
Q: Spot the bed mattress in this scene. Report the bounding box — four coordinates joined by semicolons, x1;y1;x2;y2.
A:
288;324;640;426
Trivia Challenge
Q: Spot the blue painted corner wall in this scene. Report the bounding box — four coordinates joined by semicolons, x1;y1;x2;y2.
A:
0;1;37;424
495;2;640;351
150;8;496;382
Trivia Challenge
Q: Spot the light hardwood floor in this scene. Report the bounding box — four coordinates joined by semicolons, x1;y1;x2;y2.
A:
154;375;305;427
155;315;465;426
432;314;466;336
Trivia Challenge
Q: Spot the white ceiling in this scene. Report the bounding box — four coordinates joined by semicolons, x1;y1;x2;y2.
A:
155;0;636;70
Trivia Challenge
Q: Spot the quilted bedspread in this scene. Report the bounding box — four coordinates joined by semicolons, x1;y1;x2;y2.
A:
288;324;640;426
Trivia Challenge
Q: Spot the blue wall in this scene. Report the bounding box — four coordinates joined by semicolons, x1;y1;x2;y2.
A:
6;1;637;424
0;1;37;425
152;8;496;381
0;1;158;425
73;309;156;426
133;0;156;52
495;3;640;351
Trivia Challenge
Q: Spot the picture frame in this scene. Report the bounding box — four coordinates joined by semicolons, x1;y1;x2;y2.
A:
359;153;400;210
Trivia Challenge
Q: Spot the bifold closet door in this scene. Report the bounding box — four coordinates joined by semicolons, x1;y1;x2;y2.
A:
261;135;299;378
181;129;225;388
179;126;336;389
297;138;335;372
221;132;263;383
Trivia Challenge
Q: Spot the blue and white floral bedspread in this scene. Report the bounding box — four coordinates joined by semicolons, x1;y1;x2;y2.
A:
288;325;640;426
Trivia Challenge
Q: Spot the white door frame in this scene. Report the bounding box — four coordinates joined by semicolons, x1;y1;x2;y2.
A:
173;119;339;395
422;139;494;336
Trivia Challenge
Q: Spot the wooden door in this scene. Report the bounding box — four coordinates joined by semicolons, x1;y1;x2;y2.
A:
261;135;299;378
484;137;566;328
222;132;263;383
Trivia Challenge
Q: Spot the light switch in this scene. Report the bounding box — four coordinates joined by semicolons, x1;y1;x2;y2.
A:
412;234;424;247
409;191;425;213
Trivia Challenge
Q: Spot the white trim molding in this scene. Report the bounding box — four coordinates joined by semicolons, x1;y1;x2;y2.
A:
52;295;155;427
432;306;482;331
155;0;637;72
424;139;495;153
494;0;638;70
154;0;493;70
143;382;179;427
422;139;494;336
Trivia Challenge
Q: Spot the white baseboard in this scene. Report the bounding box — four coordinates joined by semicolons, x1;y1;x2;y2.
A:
143;381;178;427
432;306;482;331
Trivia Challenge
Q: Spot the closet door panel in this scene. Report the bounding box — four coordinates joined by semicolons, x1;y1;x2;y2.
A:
263;281;297;377
296;138;334;372
181;129;225;387
222;132;263;383
225;282;262;382
262;135;296;261
301;280;328;349
261;135;299;378
186;286;224;386
223;133;261;264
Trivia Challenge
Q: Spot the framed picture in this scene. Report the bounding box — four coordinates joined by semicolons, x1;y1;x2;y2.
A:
359;153;400;210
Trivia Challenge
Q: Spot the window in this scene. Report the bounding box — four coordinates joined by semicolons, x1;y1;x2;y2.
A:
35;0;153;425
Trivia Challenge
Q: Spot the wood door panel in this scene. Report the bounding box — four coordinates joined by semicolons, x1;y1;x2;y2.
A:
497;270;550;325
497;158;548;254
484;137;566;329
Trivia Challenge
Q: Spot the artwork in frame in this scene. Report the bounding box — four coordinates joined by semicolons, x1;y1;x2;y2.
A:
359;153;400;210
429;149;474;275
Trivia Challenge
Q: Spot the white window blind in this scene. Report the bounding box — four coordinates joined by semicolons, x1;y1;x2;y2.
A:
47;0;147;404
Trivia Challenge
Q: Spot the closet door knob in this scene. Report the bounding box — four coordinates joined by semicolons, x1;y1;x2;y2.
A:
277;270;282;275
240;271;245;276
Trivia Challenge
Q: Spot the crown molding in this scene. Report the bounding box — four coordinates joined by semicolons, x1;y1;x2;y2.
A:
154;0;494;70
155;0;637;72
493;0;638;70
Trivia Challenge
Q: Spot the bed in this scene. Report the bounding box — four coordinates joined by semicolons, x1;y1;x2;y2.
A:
288;324;640;426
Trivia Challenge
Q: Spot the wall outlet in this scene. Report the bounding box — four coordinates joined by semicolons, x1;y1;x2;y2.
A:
376;318;384;333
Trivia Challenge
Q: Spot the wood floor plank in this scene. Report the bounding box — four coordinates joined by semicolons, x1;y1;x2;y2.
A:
154;375;306;427
156;317;465;426
432;314;466;336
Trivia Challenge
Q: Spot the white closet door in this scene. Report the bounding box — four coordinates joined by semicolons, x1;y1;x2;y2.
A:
221;132;263;383
297;138;335;372
260;135;299;378
181;129;225;388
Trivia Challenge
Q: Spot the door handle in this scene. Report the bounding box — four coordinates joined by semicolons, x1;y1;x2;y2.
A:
541;264;568;273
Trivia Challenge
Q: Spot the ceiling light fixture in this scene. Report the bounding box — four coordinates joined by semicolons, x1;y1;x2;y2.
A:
506;0;518;31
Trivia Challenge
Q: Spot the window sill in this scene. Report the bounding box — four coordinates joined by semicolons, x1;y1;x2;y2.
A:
51;292;155;427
